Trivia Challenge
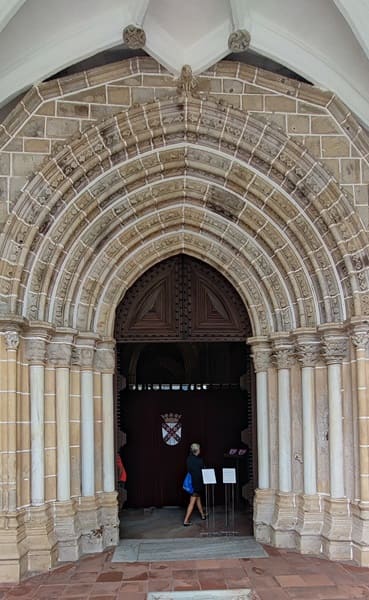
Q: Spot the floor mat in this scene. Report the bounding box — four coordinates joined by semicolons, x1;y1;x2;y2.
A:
112;536;268;562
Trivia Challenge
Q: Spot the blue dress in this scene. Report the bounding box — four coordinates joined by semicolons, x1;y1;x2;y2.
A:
186;453;204;495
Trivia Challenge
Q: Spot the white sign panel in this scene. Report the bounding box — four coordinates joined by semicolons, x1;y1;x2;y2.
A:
222;468;236;484
202;468;216;484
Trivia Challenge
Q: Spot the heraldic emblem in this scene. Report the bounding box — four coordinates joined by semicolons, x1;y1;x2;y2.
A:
161;413;182;446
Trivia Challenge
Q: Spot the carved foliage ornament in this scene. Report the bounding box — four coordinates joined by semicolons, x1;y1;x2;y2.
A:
274;347;294;370
322;338;347;364
296;343;320;368
122;25;146;49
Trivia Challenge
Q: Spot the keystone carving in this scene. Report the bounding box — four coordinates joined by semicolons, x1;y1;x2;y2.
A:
177;65;199;97
228;29;251;52
122;25;146;49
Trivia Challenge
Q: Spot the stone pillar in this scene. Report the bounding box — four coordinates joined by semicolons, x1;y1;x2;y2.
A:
24;323;57;572
295;329;322;554
271;334;297;547
95;340;119;549
249;336;274;544
48;330;80;562
320;324;351;561
351;321;369;565
74;335;101;554
0;326;27;582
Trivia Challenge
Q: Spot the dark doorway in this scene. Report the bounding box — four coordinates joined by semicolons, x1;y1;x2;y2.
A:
114;255;255;513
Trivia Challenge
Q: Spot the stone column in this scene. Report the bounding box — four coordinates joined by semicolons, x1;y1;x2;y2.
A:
95;340;119;549
248;336;274;544
48;330;80;562
271;334;297;547
351;321;369;565
295;329;322;554
320;325;351;561
24;324;57;572
0;327;27;582
74;335;101;554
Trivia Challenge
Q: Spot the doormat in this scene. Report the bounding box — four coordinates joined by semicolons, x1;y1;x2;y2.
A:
112;536;267;562
147;590;257;600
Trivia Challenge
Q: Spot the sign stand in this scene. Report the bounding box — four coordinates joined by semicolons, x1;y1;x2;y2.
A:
201;468;216;534
223;467;237;536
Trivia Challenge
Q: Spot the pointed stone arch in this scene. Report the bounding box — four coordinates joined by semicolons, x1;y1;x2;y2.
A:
1;97;368;337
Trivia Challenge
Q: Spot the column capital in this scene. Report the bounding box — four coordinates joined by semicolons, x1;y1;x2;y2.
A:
48;329;76;367
270;333;294;369
349;320;369;351
25;322;53;364
72;333;98;369
294;330;320;368
95;339;116;373
4;330;20;351
248;336;272;372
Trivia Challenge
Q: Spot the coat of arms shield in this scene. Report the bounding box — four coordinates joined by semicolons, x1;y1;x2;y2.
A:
161;413;182;445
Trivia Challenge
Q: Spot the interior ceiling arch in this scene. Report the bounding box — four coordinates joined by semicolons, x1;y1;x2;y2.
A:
1;1;369;126
1;96;368;336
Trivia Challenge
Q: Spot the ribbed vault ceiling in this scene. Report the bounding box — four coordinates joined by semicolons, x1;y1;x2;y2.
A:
1;0;369;126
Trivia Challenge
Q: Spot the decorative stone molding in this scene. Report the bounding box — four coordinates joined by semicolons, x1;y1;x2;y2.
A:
122;25;146;49
228;29;251;52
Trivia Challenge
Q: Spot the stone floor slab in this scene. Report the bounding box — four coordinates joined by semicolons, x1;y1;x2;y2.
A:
113;537;267;563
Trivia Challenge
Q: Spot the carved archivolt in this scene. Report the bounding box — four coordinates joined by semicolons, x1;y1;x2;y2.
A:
0;97;367;337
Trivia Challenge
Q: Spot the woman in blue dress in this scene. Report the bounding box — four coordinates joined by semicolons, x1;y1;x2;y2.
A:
183;442;207;526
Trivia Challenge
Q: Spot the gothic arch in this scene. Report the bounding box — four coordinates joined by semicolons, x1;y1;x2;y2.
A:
0;96;368;337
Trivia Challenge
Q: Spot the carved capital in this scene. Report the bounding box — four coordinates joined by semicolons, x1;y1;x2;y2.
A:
274;347;294;369
322;337;347;365
351;330;369;351
296;343;320;368
48;333;75;367
122;25;146;49
228;29;251;52
4;331;19;351
95;343;115;372
252;349;272;372
25;338;48;364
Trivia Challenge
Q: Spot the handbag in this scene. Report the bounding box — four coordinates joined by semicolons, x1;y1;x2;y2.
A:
182;472;193;494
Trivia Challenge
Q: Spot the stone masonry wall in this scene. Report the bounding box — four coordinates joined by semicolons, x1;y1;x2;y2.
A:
0;57;369;228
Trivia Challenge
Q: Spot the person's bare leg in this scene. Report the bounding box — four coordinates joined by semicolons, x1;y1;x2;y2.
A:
184;496;196;524
195;496;205;518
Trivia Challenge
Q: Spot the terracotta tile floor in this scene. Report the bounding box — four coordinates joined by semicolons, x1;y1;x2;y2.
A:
2;546;369;600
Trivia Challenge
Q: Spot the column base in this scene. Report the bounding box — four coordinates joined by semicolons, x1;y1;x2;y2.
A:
352;502;369;566
271;491;298;548
0;510;27;583
321;497;351;561
97;491;119;548
295;494;323;555
54;499;81;562
25;504;58;573
253;488;275;544
77;496;103;554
